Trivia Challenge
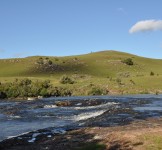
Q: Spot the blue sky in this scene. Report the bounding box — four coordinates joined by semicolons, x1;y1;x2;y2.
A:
0;0;162;59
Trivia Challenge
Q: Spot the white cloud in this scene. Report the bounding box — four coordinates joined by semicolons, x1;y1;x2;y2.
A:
129;20;162;33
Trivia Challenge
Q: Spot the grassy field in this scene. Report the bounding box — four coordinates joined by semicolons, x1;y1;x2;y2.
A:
0;50;162;95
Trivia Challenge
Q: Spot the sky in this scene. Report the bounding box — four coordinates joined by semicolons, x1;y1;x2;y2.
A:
0;0;162;59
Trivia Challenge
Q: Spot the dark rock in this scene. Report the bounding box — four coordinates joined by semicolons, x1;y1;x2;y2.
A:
55;101;71;107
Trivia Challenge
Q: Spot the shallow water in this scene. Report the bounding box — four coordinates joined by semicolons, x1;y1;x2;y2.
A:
0;94;162;141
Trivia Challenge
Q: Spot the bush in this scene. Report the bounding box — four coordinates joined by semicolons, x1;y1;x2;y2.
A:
0;79;53;99
130;79;135;85
55;58;59;61
0;91;7;99
150;71;154;76
60;88;72;96
48;60;53;65
122;58;134;65
60;75;75;84
37;57;44;65
19;78;32;86
88;86;108;96
0;78;74;99
49;86;72;96
6;87;20;98
89;87;103;95
41;80;51;88
40;88;49;97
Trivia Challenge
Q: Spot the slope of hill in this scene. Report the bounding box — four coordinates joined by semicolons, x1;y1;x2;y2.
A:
0;50;162;77
0;50;162;95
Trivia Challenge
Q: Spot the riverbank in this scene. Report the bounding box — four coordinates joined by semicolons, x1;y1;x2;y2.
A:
1;92;162;102
1;117;162;150
1;75;162;101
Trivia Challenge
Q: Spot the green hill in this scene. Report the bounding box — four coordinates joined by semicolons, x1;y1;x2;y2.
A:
0;50;162;95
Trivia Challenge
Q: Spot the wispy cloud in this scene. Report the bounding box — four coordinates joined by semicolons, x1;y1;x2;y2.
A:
129;20;162;33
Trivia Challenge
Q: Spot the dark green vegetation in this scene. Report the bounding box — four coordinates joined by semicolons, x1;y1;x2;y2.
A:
0;79;72;99
0;50;162;98
121;58;134;65
59;75;75;84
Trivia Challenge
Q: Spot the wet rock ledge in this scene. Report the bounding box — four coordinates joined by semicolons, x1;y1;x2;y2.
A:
1;117;162;150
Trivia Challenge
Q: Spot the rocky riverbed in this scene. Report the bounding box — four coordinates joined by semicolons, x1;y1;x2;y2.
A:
1;117;162;150
1;95;162;149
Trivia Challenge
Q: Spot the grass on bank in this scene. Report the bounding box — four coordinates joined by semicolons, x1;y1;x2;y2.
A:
73;133;162;150
142;134;162;150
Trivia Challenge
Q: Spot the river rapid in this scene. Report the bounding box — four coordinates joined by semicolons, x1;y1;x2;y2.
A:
1;94;162;142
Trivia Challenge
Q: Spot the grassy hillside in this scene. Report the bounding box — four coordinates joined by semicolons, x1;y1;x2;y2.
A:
0;50;162;95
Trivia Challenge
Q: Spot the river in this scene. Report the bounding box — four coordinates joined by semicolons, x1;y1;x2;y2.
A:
1;94;162;142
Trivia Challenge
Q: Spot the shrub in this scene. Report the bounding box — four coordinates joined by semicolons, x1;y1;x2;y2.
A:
0;91;7;99
41;80;51;88
0;79;53;98
89;87;103;95
122;58;134;65
48;86;72;97
19;78;32;86
55;58;59;61
60;75;75;84
40;88;49;97
60;88;72;96
37;57;44;65
48;60;53;65
88;86;108;96
6;87;20;98
150;71;154;76
0;78;73;99
130;79;135;85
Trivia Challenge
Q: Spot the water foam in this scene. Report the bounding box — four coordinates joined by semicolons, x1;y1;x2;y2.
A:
9;115;21;119
44;105;57;108
74;110;107;121
73;102;118;110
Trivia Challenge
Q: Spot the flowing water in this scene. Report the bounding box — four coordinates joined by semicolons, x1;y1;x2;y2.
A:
0;94;162;141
